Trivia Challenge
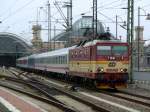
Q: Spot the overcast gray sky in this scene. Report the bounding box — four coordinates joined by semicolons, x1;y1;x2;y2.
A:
0;0;150;44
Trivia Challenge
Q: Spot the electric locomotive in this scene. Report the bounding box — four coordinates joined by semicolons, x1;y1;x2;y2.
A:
69;39;129;89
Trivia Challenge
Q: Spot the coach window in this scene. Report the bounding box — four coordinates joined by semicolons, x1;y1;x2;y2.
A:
53;57;54;64
50;57;51;64
44;58;46;63
57;57;58;64
50;57;52;64
54;57;56;64
64;56;66;64
61;56;62;64
55;57;57;64
60;56;62;64
65;55;67;64
63;56;65;64
58;56;59;64
62;56;65;64
51;57;53;64
38;59;40;63
39;58;41;63
42;58;44;63
52;57;54;64
38;58;40;63
35;59;37;64
39;58;42;63
43;58;45;63
49;57;52;64
59;56;60;64
47;57;49;63
61;56;63;64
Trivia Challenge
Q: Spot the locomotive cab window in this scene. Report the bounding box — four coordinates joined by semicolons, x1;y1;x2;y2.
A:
97;46;111;55
112;46;128;56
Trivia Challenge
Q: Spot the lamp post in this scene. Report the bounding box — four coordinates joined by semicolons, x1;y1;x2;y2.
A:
137;7;150;71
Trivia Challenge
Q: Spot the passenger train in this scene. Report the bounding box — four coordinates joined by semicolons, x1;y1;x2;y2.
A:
16;37;129;89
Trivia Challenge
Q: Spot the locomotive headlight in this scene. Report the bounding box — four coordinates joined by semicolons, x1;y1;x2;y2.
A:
120;68;127;72
123;68;127;72
120;68;124;72
97;67;104;72
100;68;104;72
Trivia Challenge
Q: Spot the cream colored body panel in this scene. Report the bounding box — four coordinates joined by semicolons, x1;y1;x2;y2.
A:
69;61;129;73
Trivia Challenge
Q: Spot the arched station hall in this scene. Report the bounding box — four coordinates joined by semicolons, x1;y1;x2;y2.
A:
0;32;31;67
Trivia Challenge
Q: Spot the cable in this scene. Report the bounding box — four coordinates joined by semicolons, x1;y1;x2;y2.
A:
98;0;122;9
2;0;36;22
73;0;125;19
98;11;127;30
0;0;19;16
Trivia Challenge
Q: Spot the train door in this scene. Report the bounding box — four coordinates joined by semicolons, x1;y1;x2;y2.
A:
90;45;96;77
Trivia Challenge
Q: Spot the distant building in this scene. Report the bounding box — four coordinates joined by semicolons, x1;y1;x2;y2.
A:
133;26;150;70
133;26;145;68
144;45;150;67
31;24;43;50
42;41;66;52
31;16;110;53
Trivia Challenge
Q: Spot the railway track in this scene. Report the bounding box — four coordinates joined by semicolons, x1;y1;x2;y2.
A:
0;79;76;112
7;68;150;111
0;70;111;112
117;90;150;100
98;90;150;108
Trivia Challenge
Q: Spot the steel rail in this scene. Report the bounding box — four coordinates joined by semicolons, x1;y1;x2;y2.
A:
0;78;76;112
29;78;111;112
118;90;150;100
1;72;111;112
99;90;150;107
9;68;150;108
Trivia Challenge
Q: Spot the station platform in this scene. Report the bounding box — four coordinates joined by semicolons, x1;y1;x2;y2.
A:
0;87;46;112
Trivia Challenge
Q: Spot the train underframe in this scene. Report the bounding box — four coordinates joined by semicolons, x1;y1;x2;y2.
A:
18;67;128;89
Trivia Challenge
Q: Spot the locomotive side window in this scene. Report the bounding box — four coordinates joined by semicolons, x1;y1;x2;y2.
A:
97;46;111;55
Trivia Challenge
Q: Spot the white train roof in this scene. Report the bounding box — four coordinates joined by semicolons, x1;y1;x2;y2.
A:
34;46;76;59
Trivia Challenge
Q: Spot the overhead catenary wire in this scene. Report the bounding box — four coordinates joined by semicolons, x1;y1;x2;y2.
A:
73;0;123;18
2;0;36;22
98;11;127;30
0;0;20;16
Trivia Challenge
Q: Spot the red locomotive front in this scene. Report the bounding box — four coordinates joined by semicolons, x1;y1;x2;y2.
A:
95;42;129;88
69;40;129;89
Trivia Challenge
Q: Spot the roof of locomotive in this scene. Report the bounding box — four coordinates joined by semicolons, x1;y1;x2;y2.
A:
83;39;125;47
33;46;76;59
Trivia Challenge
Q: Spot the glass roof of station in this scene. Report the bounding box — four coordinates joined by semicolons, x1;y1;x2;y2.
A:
54;16;105;41
0;32;31;56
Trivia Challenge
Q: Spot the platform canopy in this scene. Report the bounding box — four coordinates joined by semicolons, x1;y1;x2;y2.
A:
0;32;32;56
